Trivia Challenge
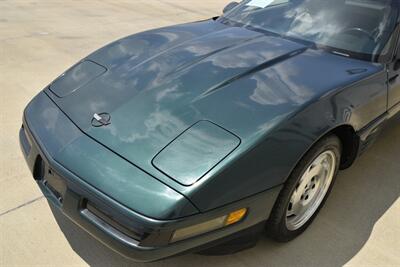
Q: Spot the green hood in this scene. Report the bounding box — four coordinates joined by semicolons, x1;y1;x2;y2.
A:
47;20;380;211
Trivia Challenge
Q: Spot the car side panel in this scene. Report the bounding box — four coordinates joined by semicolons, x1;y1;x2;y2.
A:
189;69;388;211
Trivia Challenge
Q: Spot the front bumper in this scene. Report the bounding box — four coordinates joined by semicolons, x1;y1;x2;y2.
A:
19;92;282;262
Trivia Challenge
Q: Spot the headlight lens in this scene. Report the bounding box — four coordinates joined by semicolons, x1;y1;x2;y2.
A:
170;208;247;243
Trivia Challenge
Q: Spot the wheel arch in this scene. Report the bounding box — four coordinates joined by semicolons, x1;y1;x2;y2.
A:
281;123;360;187
330;125;360;169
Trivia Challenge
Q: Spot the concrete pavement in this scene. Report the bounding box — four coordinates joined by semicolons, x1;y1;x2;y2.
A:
0;1;399;266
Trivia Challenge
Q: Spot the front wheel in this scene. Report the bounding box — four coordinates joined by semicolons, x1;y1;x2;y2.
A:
266;135;342;242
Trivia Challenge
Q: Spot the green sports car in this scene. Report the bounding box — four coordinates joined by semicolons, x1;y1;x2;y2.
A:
20;0;400;262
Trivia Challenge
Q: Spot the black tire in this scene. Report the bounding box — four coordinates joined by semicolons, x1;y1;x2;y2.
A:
266;135;342;242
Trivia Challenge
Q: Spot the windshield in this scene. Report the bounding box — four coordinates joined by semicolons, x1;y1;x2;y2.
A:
219;0;399;61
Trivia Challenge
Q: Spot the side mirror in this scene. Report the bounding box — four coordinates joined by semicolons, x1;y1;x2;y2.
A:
223;1;239;14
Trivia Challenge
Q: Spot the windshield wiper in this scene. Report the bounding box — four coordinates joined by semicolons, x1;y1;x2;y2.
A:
324;47;373;61
331;50;350;57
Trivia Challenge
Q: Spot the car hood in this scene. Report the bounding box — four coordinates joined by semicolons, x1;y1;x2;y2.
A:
47;20;381;197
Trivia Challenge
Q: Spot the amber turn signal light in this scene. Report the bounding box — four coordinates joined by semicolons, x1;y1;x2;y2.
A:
225;208;247;226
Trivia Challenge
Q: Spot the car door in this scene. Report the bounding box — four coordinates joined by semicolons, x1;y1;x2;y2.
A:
387;28;400;112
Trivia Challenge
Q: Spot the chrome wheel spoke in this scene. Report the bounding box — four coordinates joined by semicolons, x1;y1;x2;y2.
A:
307;164;322;181
289;200;303;216
287;188;302;216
